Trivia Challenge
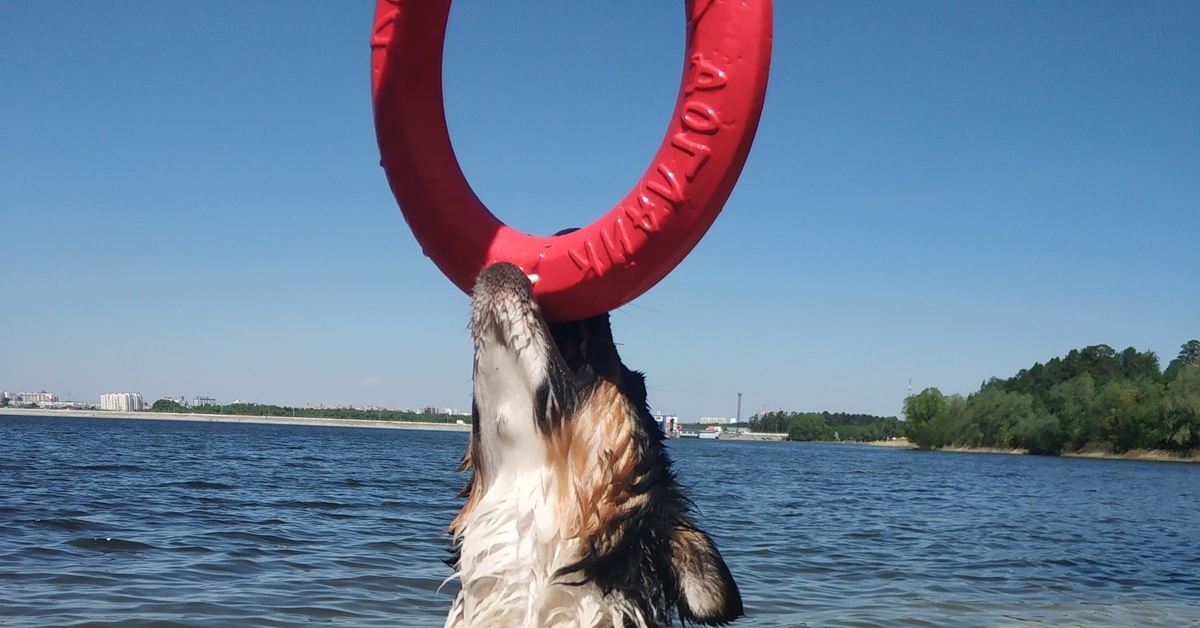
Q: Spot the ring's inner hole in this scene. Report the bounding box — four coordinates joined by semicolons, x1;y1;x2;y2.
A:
443;1;682;237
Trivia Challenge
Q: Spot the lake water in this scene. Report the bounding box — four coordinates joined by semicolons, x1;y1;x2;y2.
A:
2;414;1198;627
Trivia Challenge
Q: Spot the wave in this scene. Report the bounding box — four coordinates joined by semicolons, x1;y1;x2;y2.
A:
67;537;156;552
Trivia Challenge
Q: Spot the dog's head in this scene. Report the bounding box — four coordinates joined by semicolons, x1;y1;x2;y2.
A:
460;262;743;625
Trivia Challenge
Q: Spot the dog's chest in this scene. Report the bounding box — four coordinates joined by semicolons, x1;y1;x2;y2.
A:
447;465;622;627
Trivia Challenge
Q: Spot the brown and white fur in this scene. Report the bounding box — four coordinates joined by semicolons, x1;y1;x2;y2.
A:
443;262;742;628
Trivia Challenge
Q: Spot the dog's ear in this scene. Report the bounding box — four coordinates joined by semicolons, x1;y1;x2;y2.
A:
670;524;743;625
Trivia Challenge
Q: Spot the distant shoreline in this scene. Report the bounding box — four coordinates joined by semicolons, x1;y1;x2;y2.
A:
859;436;1199;463
0;407;471;432
7;410;1194;462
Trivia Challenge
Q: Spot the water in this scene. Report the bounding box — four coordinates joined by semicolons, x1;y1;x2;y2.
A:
1;414;1198;627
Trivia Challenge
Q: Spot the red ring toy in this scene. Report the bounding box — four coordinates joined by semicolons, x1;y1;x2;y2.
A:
371;0;772;321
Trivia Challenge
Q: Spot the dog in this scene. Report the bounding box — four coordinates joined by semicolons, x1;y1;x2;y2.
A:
443;262;742;627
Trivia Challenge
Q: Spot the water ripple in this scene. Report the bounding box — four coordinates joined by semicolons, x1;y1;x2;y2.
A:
67;538;157;552
1;416;1198;626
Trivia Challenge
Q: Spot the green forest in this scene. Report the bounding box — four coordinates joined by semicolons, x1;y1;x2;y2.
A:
903;340;1200;455
147;400;463;424
747;410;903;442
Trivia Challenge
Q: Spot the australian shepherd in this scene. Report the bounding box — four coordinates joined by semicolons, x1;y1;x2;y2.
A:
443;262;742;627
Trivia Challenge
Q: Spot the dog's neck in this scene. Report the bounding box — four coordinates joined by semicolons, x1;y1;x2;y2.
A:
471;333;549;486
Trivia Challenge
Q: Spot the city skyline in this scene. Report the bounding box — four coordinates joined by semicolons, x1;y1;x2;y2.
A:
0;385;742;423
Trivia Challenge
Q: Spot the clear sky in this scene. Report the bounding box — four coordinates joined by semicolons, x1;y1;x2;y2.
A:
2;1;1197;421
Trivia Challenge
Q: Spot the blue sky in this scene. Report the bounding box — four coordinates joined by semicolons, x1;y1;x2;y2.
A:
2;1;1197;420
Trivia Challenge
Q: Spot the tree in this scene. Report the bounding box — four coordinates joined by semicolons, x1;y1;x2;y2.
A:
1012;408;1064;455
1120;347;1161;383
901;339;1193;457
151;398;185;412
1034;357;1073;396
943;393;967;443
1166;340;1200;384
1162;365;1200;450
1092;378;1164;452
1047;373;1097;451
748;410;897;440
877;416;903;440
787;413;831;442
960;386;1034;448
1079;344;1121;385
1179;340;1200;366
904;388;955;449
1004;367;1039;397
749;411;789;434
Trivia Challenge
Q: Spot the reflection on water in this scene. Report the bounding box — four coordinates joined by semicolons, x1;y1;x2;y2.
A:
1;415;1197;626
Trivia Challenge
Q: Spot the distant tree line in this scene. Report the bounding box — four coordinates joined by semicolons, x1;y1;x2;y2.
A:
748;410;903;442
147;399;464;424
904;340;1200;455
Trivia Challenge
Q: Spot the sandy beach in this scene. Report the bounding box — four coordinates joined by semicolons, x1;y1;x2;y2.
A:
0;407;471;432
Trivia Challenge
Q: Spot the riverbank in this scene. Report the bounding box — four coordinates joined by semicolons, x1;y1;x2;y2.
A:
940;444;1028;455
859;436;1198;463
1062;448;1200;463
720;432;787;441
860;437;917;448
0;407;471;432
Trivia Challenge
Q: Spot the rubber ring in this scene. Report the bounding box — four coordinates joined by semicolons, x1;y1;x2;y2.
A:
371;0;772;321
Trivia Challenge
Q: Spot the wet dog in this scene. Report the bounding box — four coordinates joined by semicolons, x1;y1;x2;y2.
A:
443;262;742;627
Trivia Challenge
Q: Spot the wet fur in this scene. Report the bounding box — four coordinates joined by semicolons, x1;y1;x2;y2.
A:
444;263;742;627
